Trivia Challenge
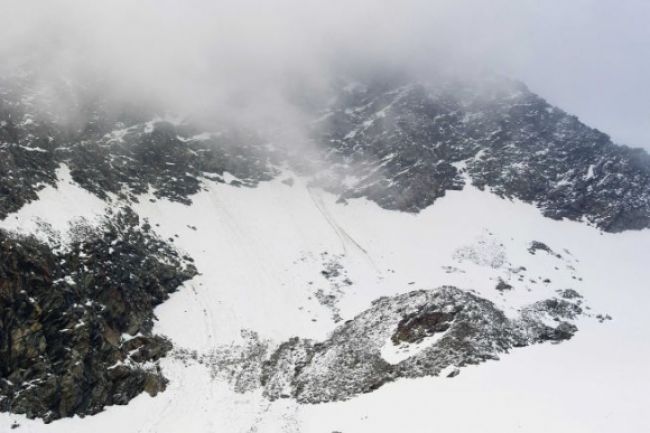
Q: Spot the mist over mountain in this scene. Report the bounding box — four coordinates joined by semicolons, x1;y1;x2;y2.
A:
2;0;649;149
0;1;649;432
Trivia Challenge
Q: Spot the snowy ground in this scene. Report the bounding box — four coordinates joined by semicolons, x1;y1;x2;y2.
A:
1;167;649;432
0;166;108;245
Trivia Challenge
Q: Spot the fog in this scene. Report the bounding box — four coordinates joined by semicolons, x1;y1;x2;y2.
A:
0;0;648;148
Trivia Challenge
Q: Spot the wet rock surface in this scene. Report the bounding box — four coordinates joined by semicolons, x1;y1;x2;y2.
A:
0;209;196;422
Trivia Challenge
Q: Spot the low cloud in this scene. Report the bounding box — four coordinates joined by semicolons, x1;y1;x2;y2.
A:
0;0;648;148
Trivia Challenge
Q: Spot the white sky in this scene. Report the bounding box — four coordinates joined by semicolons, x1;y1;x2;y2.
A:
491;1;650;150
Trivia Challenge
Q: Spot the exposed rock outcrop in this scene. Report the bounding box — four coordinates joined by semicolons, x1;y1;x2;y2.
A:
0;208;196;422
198;286;584;404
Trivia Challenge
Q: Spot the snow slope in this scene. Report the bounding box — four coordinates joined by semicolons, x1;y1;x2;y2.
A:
1;170;649;432
0;165;107;245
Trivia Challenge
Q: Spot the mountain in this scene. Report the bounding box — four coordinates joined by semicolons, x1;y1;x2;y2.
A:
0;70;649;432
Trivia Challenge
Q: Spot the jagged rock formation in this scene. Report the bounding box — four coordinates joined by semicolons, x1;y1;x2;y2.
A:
2;72;649;231
66;122;277;204
0;209;196;422
312;76;650;231
0;68;644;423
258;286;582;403
0;73;277;217
192;286;583;404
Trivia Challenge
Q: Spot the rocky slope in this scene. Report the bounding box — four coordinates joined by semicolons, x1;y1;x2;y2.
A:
1;72;649;232
0;209;195;422
201;286;584;404
0;69;648;424
313;75;650;231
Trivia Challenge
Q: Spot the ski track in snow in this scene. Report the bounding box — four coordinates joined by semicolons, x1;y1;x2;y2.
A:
2;170;650;433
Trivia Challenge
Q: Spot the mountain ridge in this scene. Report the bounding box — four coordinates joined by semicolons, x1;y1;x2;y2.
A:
0;70;649;427
1;72;649;232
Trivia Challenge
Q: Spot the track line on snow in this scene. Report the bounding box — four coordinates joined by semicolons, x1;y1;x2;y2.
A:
207;188;290;288
307;187;380;272
307;187;348;253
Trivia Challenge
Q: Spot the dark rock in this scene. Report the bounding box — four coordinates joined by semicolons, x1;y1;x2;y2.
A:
0;208;196;422
312;75;650;232
255;286;584;404
557;289;582;299
528;241;554;255
391;310;456;345
1;72;649;233
495;279;513;292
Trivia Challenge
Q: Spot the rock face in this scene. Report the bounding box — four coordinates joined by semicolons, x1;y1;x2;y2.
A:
312;75;650;232
66;123;277;205
198;286;583;404
2;72;650;232
0;68;645;422
0;73;277;218
0;80;61;218
390;309;456;345
263;287;582;403
0;209;196;422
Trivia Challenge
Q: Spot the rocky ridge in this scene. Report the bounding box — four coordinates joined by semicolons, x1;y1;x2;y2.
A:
313;75;650;231
0;69;645;422
1;72;649;232
175;286;585;404
0;208;196;422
